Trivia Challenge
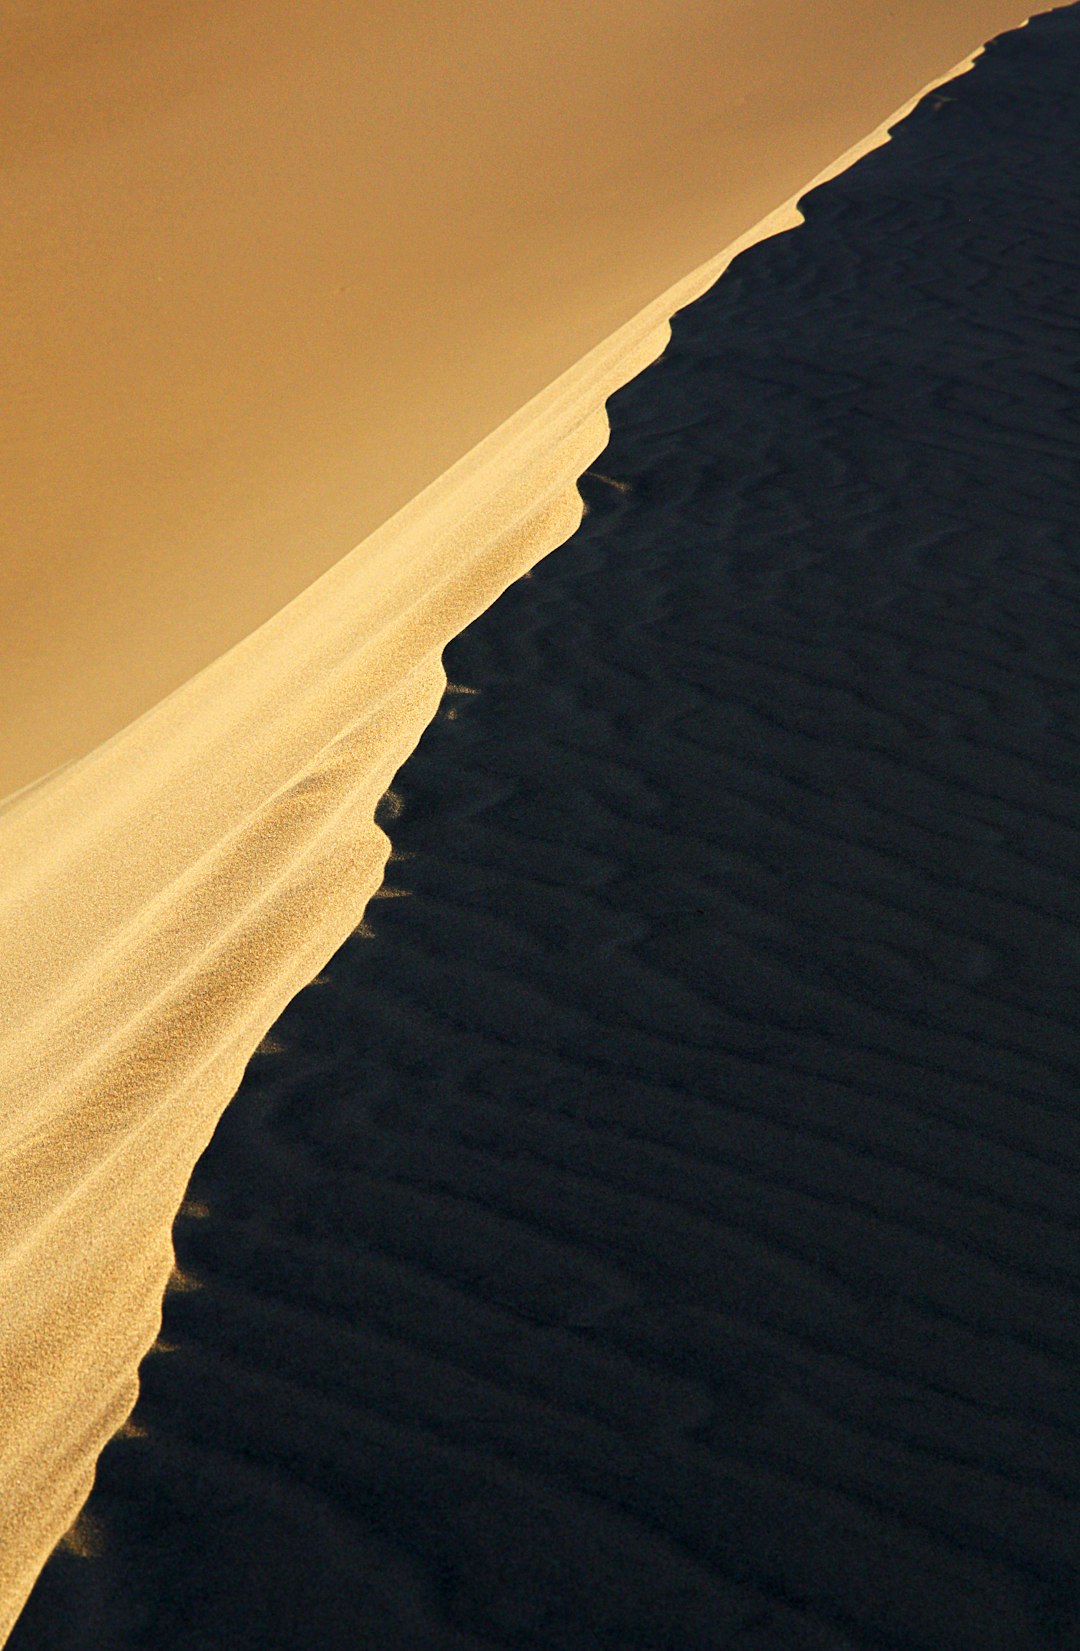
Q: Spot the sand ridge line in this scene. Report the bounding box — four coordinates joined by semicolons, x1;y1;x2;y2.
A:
0;7;1070;1642
1;0;1052;798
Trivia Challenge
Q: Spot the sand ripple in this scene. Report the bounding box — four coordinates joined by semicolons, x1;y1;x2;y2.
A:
49;15;1073;1643
2;7;1077;1646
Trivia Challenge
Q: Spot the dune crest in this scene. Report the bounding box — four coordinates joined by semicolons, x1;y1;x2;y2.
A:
0;12;1060;1643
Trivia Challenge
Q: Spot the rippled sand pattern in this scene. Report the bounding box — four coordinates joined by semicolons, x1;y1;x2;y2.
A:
3;19;1042;1638
12;7;1079;1649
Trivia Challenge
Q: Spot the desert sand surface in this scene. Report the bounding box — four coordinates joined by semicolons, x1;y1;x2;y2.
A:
0;0;1051;798
3;4;1066;1640
8;4;1079;1648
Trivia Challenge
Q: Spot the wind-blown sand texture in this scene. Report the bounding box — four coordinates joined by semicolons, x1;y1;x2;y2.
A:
7;4;1080;1647
3;5;1062;1638
0;0;1053;797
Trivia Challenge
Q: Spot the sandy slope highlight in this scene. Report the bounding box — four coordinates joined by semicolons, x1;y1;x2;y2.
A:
0;9;1062;1643
0;0;1051;799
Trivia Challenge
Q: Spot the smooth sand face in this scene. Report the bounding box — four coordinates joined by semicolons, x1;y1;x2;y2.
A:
0;2;1062;1641
0;0;1044;799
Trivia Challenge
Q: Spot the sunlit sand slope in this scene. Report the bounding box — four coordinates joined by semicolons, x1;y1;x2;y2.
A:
11;7;1079;1645
0;3;1068;1643
0;0;1048;797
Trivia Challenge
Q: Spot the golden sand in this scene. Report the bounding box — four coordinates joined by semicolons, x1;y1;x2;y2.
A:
0;0;1050;799
0;1;1054;1638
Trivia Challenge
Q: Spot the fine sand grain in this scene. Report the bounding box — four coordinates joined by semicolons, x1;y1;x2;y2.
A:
12;9;1079;1644
2;2;1078;1646
0;0;1053;797
12;9;1079;1646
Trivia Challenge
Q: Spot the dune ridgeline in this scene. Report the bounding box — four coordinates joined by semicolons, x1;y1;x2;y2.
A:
0;0;1054;1638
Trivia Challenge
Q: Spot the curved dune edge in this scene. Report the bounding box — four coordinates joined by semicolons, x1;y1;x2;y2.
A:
0;28;1036;1641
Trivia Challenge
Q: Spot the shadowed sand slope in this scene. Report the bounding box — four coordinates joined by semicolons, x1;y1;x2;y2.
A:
0;0;1050;796
2;8;1062;1639
11;6;1080;1648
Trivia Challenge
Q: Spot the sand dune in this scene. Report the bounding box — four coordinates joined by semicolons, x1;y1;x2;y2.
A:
0;0;1051;799
0;1;1072;1643
11;6;1079;1643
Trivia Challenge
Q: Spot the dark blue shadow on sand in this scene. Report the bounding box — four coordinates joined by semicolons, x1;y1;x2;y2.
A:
13;8;1080;1648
